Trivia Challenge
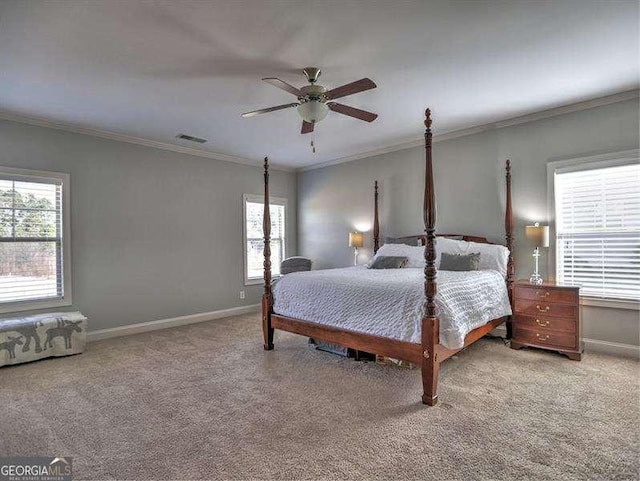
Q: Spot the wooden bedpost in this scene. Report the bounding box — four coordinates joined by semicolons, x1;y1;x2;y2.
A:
421;109;440;406
262;156;274;350
373;180;380;254
505;159;515;339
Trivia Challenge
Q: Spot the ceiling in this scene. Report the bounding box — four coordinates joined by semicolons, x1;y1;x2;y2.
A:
0;1;638;169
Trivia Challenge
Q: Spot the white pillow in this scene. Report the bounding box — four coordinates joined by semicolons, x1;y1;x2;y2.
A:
371;243;425;268
436;237;509;277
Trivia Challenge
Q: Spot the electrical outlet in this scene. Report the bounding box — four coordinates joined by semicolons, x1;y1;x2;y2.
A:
239;290;245;300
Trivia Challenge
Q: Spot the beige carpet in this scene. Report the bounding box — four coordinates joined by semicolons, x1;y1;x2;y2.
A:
1;313;638;481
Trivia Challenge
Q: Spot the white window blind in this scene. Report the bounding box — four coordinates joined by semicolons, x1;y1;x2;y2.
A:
555;162;640;301
243;195;286;283
0;175;64;306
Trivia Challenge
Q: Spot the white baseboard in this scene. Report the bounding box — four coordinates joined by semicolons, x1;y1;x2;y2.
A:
489;325;638;359
583;338;640;359
87;304;260;342
87;309;639;359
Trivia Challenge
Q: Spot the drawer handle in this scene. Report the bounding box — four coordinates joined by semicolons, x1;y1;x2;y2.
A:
535;319;550;327
536;333;550;341
536;305;550;313
536;290;550;298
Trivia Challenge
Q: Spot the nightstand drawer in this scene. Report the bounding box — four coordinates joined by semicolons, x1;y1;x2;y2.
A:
513;326;577;350
514;299;577;319
514;314;576;334
514;285;578;305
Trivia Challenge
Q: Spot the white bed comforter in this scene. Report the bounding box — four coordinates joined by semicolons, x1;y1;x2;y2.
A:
272;267;512;350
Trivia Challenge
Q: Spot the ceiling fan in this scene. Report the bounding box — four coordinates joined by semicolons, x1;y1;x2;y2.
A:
242;67;378;134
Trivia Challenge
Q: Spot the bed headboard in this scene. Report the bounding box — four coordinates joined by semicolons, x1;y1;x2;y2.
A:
370;144;514;295
370;184;494;252
381;234;494;246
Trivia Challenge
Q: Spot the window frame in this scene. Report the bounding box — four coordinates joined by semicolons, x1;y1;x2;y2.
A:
0;166;72;314
242;193;287;286
546;149;639;310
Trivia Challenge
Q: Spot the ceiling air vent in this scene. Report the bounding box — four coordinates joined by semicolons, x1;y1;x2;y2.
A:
176;133;207;144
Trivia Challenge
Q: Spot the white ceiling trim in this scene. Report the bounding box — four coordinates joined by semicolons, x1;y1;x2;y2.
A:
0;89;637;174
0;111;295;172
299;89;640;172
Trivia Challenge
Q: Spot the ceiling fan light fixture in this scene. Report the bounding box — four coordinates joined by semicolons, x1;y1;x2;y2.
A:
242;68;377;133
297;101;329;124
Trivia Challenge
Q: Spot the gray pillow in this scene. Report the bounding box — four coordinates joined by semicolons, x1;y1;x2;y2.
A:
384;236;420;246
439;252;481;271
280;256;312;274
369;256;408;269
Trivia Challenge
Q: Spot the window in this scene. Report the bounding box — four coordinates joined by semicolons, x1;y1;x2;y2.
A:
0;167;71;313
554;157;639;301
243;194;286;285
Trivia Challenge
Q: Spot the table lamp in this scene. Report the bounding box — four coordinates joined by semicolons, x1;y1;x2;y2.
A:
348;232;364;266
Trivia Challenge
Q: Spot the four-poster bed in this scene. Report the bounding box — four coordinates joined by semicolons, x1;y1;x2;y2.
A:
261;109;514;406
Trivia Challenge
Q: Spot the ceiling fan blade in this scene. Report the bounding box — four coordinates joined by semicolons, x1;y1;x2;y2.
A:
301;121;314;134
328;102;378;122
241;102;299;118
262;78;303;97
325;78;376;100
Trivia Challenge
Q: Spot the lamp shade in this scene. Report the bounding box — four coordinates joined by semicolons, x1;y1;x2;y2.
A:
348;232;364;248
297;101;329;123
525;223;549;248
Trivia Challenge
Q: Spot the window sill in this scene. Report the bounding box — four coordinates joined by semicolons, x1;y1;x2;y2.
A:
580;296;639;311
0;297;73;315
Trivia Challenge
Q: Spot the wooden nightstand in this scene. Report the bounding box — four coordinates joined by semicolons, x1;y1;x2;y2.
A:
510;280;582;360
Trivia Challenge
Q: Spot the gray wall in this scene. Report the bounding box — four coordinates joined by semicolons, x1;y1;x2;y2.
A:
298;98;639;348
0;119;297;331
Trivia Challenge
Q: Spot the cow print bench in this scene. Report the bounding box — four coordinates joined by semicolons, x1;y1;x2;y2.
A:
0;312;87;367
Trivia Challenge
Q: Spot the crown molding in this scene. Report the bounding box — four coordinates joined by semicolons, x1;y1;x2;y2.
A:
0;111;295;172
1;88;637;174
491;89;640;129
299;138;426;172
299;89;639;172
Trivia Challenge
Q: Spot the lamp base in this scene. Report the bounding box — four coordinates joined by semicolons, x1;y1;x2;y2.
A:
529;273;544;285
529;247;544;285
